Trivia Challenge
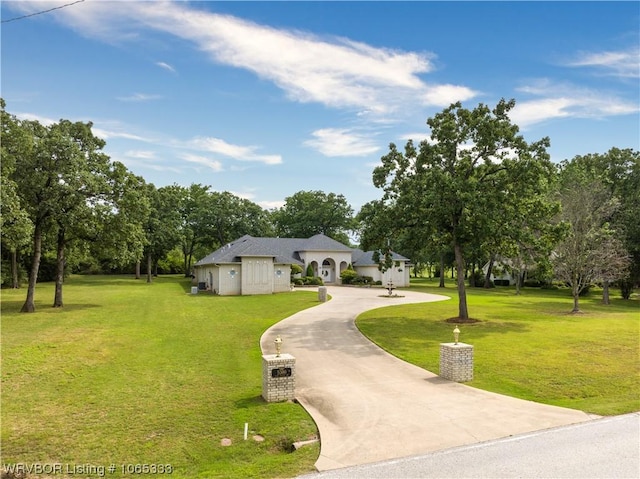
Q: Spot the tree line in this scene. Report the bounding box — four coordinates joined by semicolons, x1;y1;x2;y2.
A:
2;98;638;316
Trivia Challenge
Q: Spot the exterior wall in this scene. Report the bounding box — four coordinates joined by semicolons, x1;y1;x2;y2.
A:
354;262;410;287
273;264;292;293
195;265;220;291
241;256;274;295
218;264;242;295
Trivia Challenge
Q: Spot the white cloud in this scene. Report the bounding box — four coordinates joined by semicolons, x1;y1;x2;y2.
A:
15;112;56;125
421;84;479;107
116;93;162;102
188;137;282;165
156;61;176;73
257;199;285;210
179;153;224;172
304;128;380;157
12;1;476;117
566;47;640;79
511;79;639;127
124;150;156;159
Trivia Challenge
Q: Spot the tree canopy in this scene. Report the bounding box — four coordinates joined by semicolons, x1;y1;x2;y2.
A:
369;99;559;320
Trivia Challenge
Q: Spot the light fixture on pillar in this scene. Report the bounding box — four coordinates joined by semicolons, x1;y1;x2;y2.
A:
274;335;283;357
453;326;460;345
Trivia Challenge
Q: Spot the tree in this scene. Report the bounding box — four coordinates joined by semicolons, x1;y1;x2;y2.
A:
559;148;640;303
11;116;56;312
372;99;557;320
142;184;182;283
45;120;120;307
1;99;33;288
552;180;626;312
273;190;354;244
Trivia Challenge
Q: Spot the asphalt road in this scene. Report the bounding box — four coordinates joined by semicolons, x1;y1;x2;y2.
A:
298;413;640;479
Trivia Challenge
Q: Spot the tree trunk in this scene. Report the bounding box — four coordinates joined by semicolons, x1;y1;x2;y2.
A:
469;261;476;287
454;243;469;320
21;224;43;313
571;281;581;313
146;252;152;283
602;280;610;305
514;267;522;296
484;253;495;288
439;253;445;288
53;227;65;308
11;249;19;289
135;260;141;279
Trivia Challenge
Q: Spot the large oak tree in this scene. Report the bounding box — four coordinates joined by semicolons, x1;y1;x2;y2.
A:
371;99;557;320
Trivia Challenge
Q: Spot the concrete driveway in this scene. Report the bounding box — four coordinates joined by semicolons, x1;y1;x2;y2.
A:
260;286;595;472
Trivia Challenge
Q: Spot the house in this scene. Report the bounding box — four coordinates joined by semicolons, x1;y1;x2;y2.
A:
481;257;524;286
193;233;411;295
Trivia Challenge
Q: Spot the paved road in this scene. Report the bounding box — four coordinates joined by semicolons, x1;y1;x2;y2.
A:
261;286;595;471
298;413;640;478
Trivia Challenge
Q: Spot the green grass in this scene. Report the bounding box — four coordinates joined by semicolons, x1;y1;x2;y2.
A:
1;275;320;479
357;278;640;416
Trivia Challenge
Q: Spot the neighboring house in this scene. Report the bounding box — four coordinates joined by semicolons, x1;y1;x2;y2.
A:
481;258;521;286
193;233;411;295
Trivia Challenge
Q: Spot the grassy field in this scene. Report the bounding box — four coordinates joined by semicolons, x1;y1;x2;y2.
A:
357;277;640;416
1;275;320;479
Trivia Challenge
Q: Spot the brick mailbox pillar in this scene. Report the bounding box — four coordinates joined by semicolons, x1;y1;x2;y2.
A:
439;343;474;382
262;353;296;402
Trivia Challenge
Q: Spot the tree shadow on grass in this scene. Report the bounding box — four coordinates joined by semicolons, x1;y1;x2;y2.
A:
0;300;101;315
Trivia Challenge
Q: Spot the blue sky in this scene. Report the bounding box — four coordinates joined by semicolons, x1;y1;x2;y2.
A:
2;1;638;212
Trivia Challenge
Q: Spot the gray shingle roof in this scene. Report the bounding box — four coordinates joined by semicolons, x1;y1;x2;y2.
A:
194;234;410;267
351;249;410;266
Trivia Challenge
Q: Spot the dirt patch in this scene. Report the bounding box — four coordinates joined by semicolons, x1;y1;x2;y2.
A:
445;317;481;324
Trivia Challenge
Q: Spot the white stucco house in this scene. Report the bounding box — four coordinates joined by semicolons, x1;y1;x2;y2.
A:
193;233;411;295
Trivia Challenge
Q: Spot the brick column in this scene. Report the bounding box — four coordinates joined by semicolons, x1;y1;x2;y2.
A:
439;343;474;382
262;353;296;402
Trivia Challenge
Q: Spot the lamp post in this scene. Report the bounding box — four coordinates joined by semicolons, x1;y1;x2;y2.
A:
274;336;283;357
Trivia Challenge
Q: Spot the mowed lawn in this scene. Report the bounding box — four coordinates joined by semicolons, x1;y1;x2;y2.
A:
1;275;320;479
357;278;640;416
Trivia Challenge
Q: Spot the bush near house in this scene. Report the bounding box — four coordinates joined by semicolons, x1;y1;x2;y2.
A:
293;276;324;286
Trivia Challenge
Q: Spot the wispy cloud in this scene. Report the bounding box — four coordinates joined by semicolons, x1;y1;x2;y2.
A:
180;153;224;172
156;61;176;73
15;112;56;125
187;137;282;165
304;128;380;157
12;1;476;118
566;47;640;79
511;79;639;127
116;93;163;102
124;150;156;159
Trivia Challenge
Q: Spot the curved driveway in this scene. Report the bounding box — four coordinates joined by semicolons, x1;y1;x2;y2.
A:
260;286;595;472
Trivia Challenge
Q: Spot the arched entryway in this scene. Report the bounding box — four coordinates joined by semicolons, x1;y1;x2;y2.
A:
321;258;336;283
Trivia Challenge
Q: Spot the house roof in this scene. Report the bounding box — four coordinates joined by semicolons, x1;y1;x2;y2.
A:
194;234;409;267
351;249;410;266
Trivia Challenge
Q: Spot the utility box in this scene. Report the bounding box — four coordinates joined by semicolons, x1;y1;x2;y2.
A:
440;343;474;382
262;353;296;402
190;286;198;294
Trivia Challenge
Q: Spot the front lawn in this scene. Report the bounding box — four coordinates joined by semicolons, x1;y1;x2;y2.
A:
1;275;320;479
357;278;640;416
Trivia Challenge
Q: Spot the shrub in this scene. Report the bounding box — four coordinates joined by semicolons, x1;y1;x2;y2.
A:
305;264;314;277
340;269;358;284
290;264;303;278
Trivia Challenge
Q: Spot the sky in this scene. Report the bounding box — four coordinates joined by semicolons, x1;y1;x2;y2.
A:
2;1;639;213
